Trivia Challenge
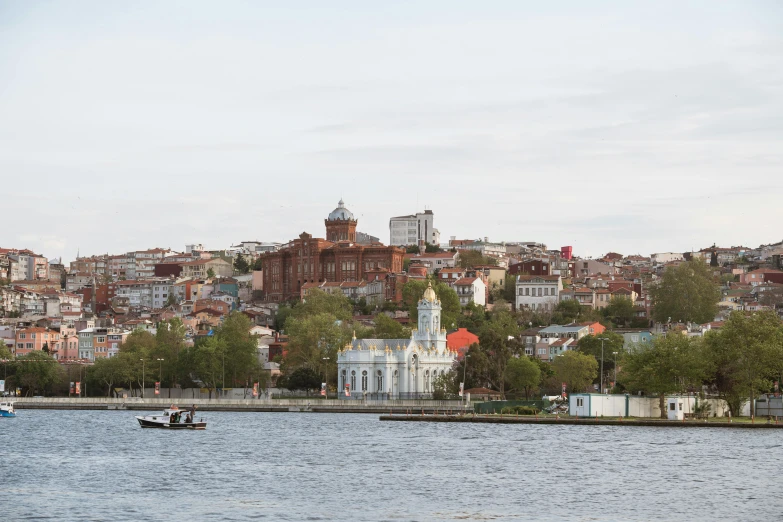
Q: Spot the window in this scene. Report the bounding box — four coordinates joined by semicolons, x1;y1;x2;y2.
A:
361;371;368;392
19;333;25;339
341;370;346;389
525;288;530;296
351;371;356;391
27;343;33;349
577;398;583;407
377;370;383;392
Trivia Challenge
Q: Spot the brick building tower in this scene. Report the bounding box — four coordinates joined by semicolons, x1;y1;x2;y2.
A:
325;199;357;242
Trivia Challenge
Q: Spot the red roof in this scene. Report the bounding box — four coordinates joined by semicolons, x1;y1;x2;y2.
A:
454;277;478;286
447;328;479;359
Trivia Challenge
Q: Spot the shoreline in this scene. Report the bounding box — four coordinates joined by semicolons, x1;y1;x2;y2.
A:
379;414;783;429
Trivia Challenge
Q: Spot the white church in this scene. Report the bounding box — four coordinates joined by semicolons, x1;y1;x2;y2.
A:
337;283;458;399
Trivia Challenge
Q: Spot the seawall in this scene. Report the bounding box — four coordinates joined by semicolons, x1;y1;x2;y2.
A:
379;414;783;429
10;397;470;414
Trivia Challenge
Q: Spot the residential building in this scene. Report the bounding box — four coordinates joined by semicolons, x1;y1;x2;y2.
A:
151;280;173;308
453;277;487;307
13;327;61;356
408;251;460;274
515;275;563;311
538;324;592;340
389;210;440;247
180;258;233;279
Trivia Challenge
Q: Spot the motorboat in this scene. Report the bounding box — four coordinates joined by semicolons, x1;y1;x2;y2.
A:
0;402;16;417
136;405;206;430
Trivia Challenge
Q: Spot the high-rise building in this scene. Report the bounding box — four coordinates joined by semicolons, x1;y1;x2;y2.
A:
389;210;440;247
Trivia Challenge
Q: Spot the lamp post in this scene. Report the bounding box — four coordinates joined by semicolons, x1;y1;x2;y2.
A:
612;351;618;390
139;358;145;398
322;357;330;399
597;337;608;394
462;354;471;407
157;358;164;395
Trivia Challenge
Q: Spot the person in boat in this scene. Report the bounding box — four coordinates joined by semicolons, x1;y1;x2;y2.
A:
190;404;196;420
185;413;192;423
170;412;176;423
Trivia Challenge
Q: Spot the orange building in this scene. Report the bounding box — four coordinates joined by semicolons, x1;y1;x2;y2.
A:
14;327;61;356
447;328;480;360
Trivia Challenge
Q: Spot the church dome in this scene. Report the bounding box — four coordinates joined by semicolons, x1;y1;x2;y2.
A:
422;282;437;302
327;199;355;221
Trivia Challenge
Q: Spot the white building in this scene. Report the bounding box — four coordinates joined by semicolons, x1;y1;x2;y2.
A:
151;280;173;309
337;283;457;399
453;277;487;307
515;275;563;312
650;252;684;265
389;210;440;247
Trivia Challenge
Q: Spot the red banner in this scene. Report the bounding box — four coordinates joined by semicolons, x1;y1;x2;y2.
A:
345;384;351;397
70;382;75;394
75;382;81;395
320;383;326;396
154;382;160;395
252;382;259;397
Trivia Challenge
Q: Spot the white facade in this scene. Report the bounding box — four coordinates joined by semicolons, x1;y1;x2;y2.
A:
152;281;173;309
389;210;440;246
515;275;563;311
337;283;456;399
650;252;684;265
453;277;487;307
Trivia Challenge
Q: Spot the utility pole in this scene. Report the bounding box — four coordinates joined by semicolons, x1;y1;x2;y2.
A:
598;337;608;393
139;358;145;398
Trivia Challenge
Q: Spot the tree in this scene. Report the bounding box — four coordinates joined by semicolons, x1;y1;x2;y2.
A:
457;302;487;331
621;334;705;418
294;289;352;322
650;260;720;324
551;351;598;394
155;318;187;391
13;351;63;396
164;294;178;307
281;367;322;394
554;299;582;323
457;250;495;268
424;243;441;253
704;311;783;417
189;336;225;399
576;333;625;385
206;267;216;278
405;245;421;254
90;356;133;397
252;257;264;271
432;371;459;399
215;312;263;393
759;287;783;308
605;296;635;327
373;314;409;339
505;356;541;399
234;253;250;274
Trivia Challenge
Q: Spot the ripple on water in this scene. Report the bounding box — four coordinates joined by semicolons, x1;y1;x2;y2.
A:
1;411;780;521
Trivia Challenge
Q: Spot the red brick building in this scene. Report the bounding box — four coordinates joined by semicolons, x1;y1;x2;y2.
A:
261;200;405;302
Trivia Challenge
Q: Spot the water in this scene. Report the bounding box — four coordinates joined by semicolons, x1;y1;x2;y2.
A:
1;410;781;521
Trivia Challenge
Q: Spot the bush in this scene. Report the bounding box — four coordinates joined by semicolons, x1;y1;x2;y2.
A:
500;406;540;415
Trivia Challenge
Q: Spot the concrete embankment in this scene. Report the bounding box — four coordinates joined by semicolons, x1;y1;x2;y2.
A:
11;397;469;414
379;414;783;429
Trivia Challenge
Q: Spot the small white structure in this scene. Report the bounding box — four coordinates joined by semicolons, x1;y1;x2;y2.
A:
667;397;684;420
570;394;628;417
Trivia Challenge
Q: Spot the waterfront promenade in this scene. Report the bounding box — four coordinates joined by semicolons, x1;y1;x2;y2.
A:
380;413;783;429
11;396;470;414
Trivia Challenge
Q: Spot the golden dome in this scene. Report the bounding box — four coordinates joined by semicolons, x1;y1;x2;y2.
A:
422;282;437;302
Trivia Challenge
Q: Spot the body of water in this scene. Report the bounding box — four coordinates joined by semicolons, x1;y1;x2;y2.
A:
1;410;780;521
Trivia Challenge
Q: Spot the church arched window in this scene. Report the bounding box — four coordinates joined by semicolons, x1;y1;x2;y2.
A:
425;370;430;393
351;371;356;392
361;370;368;392
341;369;346;390
377;370;383;393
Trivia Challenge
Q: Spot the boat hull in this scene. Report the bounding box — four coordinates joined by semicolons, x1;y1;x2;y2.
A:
136;417;206;430
0;410;16;418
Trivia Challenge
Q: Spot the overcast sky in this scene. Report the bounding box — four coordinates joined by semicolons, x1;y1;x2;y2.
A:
1;1;781;262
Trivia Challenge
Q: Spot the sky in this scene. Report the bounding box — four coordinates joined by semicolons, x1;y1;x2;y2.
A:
1;1;782;262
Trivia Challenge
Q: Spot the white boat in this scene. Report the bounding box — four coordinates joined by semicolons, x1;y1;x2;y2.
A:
136;405;206;430
0;402;16;418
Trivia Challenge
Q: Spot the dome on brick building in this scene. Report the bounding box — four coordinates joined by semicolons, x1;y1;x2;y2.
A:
327;199;355;221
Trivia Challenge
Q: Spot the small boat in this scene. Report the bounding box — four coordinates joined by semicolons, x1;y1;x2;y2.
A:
136;405;206;430
0;402;16;418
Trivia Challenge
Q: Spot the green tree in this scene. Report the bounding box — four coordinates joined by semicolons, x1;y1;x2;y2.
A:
704;311;783;417
457;250;495;268
502;274;517;303
405;245;421;254
252;257;264;271
551;351;598;394
234;253;250;274
282;312;352;390
457;302;487;331
281;367;322;395
432;371;459;399
576;333;625;385
154;318;187;391
13;351;63;396
206;267;216;278
373;314;410;339
164;294;178;307
553;299;582;323
189;336;225;399
505;356;541;399
90;355;133;397
294;289;352;322
605;296;636;327
650;260;721;324
424;243;442;253
215;312;263;392
621;334;705;418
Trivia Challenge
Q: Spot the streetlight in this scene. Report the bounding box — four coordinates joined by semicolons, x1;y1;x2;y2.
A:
597;337;608;394
139;358;145;398
612;351;618;390
322;357;330;399
157;358;164;395
462;354;471;408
